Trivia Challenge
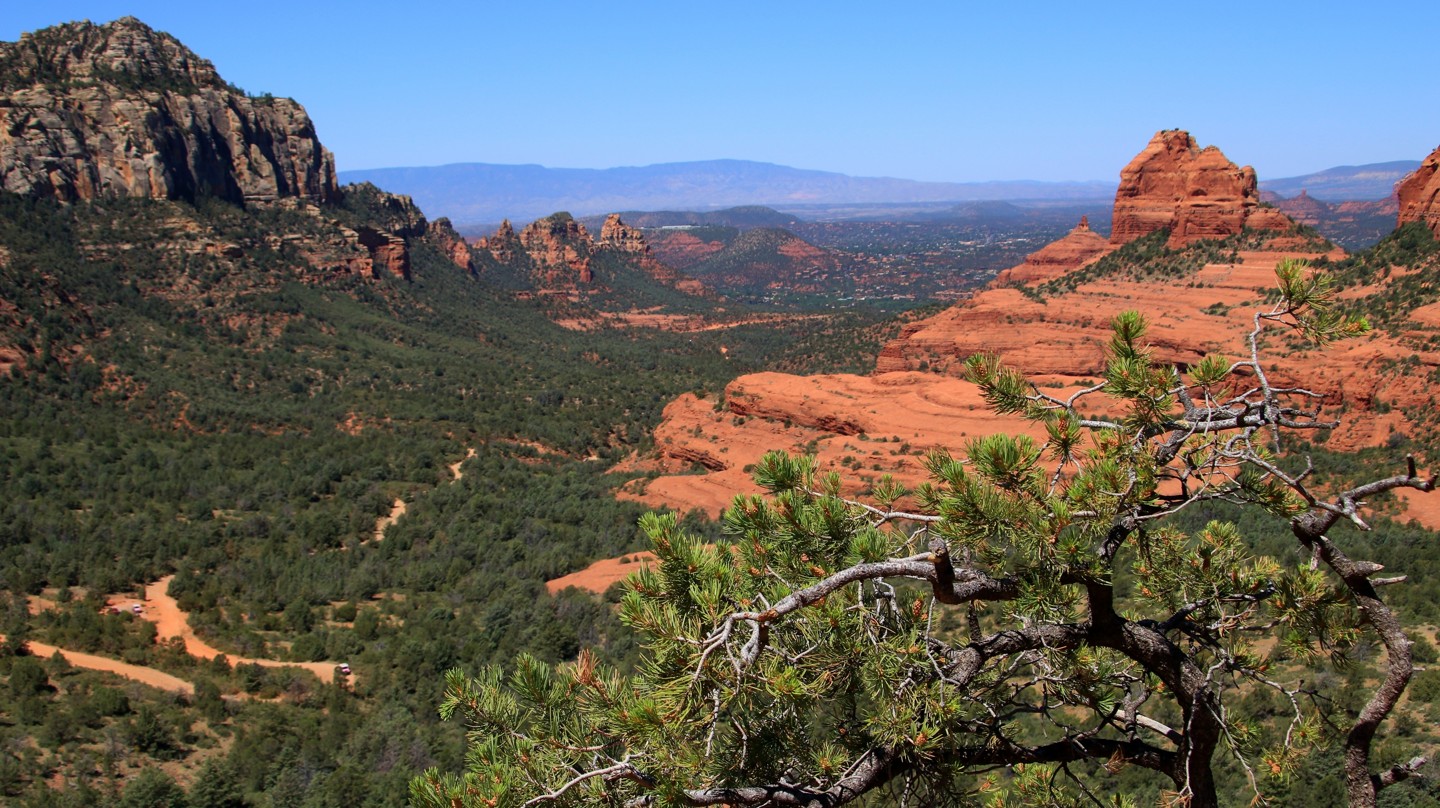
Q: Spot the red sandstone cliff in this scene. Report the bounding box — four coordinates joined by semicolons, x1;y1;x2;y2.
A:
428;218;475;275
596;214;704;292
626;132;1438;527
598;214;649;256
519;213;594;283
1397;144;1440;237
1111;130;1286;247
480;220;520;263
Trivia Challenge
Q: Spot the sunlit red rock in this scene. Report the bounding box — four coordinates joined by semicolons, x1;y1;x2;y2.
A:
994;216;1114;285
1111;130;1287;247
1397;144;1440;237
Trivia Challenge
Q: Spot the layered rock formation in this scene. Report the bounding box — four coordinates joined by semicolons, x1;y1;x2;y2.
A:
880;131;1307;376
518;213;594;283
485;212;685;292
1397;144;1440;237
353;227;411;280
598;213;649;256
994;216;1114;285
428;218;475;274
645;230;728;268
1268;190;1329;226
479;220;519;263
0;18;337;205
1111;130;1284;247
596;213;704;293
627;131;1439;527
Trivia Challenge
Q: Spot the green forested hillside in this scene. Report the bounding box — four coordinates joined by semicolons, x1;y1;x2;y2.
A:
0;190;907;807
4;185;1440;808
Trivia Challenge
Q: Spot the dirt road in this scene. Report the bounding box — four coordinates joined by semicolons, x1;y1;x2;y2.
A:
111;576;343;684
370;447;473;543
13;638;196;695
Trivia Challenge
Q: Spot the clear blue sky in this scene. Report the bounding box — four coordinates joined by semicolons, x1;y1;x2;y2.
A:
5;1;1437;183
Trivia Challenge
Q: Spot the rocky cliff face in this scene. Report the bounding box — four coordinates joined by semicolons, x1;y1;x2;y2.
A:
595;213;703;292
1397;144;1440;237
518;213;594;283
480;220;519;263
1111;130;1284;247
598;213;648;256
0;17;337;205
428;218;475;274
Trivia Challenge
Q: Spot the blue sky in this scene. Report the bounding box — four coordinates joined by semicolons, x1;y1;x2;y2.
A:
5;1;1438;183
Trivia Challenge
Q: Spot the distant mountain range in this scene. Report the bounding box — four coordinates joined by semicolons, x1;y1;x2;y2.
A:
340;158;1425;227
576;205;800;232
1258;160;1420;200
338;160;1117;226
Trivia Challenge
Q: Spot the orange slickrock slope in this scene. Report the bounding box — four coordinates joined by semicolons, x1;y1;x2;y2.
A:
615;132;1440;532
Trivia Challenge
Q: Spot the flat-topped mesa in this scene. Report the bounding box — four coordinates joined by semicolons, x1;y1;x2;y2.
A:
1111;130;1287;247
1397;144;1440;237
0;17;337;205
994;215;1114;285
518;213;594;283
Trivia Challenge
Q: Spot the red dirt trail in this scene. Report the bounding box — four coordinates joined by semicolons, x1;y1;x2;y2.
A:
9;638;196;695
109;576;343;684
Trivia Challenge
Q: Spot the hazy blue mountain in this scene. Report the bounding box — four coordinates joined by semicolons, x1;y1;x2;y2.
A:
339;160;1116;226
1259;160;1421;200
577;205;800;231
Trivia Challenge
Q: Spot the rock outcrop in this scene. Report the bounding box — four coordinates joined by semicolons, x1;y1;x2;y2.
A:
353;227;411;280
646;230;728;268
1397;144;1440;237
1269;190;1329;226
519;213;593;283
994;216;1114;285
0;18;337;205
598;213;649;256
595;213;704;292
427;218;475;274
480;220;519;263
1111;130;1285;247
628;131;1440;526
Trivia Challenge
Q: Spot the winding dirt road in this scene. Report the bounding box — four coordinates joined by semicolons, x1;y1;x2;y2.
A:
10;638;196;695
370;447;473;543
19;447;487;690
110;577;342;684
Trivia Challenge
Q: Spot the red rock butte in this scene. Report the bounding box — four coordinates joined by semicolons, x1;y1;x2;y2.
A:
994;216;1113;285
1111;130;1291;247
